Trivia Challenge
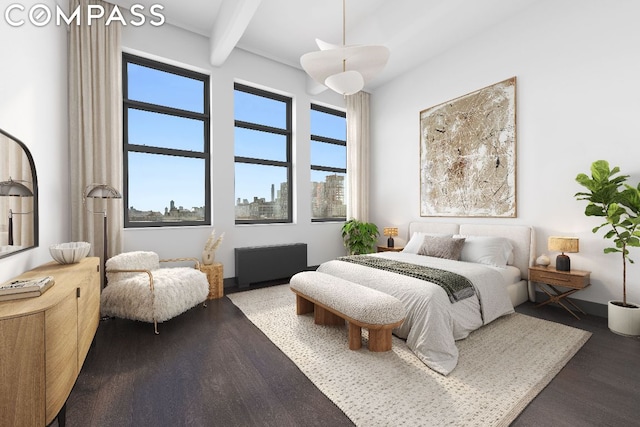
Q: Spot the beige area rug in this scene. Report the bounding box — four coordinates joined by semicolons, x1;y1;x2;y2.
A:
228;285;591;427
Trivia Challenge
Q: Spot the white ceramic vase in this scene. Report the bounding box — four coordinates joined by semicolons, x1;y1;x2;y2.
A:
202;250;215;265
536;254;550;266
608;300;640;336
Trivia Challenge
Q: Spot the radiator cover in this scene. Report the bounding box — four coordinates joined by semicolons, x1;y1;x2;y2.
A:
235;243;307;288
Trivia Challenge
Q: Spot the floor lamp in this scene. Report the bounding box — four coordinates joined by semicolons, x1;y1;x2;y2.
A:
83;183;122;290
0;177;33;246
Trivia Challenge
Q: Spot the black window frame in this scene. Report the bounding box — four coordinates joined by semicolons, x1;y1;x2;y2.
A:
122;52;211;228
234;83;293;225
310;104;347;223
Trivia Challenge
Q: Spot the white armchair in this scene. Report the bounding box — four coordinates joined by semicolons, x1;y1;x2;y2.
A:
101;251;209;334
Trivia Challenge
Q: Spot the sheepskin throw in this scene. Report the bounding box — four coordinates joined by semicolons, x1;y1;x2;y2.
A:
101;251;209;323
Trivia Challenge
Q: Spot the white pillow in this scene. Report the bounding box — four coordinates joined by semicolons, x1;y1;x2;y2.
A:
403;232;453;254
455;235;514;267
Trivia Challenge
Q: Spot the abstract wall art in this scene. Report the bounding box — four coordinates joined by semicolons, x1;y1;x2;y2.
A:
419;77;516;217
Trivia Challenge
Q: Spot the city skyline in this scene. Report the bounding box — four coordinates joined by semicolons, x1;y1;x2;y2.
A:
126;60;345;218
128;172;345;222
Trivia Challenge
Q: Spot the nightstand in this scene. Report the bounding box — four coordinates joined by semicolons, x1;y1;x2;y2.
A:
528;265;591;319
377;246;404;253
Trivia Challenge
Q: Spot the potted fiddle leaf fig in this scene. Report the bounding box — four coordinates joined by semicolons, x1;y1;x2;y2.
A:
575;160;640;336
341;218;379;255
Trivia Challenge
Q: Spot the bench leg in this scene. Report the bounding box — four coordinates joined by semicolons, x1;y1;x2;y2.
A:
348;323;362;350
314;305;345;326
368;328;393;352
296;294;314;315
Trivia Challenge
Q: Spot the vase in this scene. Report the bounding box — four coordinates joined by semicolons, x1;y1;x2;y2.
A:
202;250;215;265
536;254;550;266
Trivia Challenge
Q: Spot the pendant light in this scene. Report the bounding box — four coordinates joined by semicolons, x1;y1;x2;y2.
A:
300;0;389;95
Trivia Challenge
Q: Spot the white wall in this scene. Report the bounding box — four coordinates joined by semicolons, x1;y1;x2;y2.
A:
5;0;637;307
0;0;69;283
121;23;347;276
370;0;640;305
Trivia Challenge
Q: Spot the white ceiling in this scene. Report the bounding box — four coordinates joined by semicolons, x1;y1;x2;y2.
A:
111;0;540;90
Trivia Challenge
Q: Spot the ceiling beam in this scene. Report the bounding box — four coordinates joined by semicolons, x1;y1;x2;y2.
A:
209;0;262;67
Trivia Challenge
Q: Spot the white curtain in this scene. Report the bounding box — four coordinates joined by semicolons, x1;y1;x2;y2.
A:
68;0;123;259
346;91;371;221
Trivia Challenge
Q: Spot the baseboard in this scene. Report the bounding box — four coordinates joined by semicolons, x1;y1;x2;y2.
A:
532;291;608;318
223;265;320;294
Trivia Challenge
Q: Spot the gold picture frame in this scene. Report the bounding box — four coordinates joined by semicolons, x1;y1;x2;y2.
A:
419;77;517;217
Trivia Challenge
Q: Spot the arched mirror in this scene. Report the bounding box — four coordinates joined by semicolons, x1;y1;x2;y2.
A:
0;128;39;258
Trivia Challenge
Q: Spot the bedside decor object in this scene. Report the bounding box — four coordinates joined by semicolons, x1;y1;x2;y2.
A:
341;218;379;255
49;241;91;264
383;227;398;248
202;228;224;265
547;237;579;271
575;160;640;336
84;183;122;289
536;254;550;266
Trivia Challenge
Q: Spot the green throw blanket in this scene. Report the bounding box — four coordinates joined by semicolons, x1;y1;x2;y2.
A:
337;255;476;303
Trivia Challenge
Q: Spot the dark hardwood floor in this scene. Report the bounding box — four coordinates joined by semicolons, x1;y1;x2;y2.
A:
59;287;640;427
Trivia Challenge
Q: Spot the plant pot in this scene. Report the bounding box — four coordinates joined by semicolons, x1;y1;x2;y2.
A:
608;300;640;337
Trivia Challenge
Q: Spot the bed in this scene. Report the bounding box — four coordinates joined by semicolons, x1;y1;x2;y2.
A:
316;222;535;375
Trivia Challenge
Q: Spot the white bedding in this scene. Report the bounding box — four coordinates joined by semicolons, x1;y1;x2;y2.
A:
316;251;514;375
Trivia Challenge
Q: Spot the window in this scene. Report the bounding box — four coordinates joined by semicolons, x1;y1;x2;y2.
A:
234;83;292;224
123;53;210;227
310;104;347;221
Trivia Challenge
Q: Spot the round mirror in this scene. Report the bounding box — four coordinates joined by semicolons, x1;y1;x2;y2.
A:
0;128;39;258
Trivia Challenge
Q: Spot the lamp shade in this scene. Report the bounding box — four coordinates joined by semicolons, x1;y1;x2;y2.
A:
0;178;33;197
325;70;364;96
383;227;398;237
301;44;389;95
548;237;579;253
84;184;122;199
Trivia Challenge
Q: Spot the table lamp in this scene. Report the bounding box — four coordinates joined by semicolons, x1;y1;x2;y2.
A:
383;227;398;248
548;236;579;271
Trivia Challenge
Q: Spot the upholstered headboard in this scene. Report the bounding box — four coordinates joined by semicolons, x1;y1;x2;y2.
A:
407;222;536;281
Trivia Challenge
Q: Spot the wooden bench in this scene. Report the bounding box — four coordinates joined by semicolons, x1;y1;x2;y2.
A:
289;271;406;352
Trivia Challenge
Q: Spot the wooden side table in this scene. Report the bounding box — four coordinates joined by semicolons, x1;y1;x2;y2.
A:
199;263;224;299
377;246;404;252
528;265;591;319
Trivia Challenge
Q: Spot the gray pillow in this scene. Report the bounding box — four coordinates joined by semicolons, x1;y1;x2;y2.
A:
418;235;466;260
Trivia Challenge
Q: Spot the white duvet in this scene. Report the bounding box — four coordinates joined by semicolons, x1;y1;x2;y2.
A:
316;252;514;375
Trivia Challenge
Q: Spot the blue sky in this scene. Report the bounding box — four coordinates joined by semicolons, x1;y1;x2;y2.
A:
126;63;345;212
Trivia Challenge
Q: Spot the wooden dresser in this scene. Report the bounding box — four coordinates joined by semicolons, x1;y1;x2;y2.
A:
0;257;100;427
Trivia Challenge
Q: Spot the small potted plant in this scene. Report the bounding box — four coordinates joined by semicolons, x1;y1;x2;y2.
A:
575;160;640;336
341;218;379;255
